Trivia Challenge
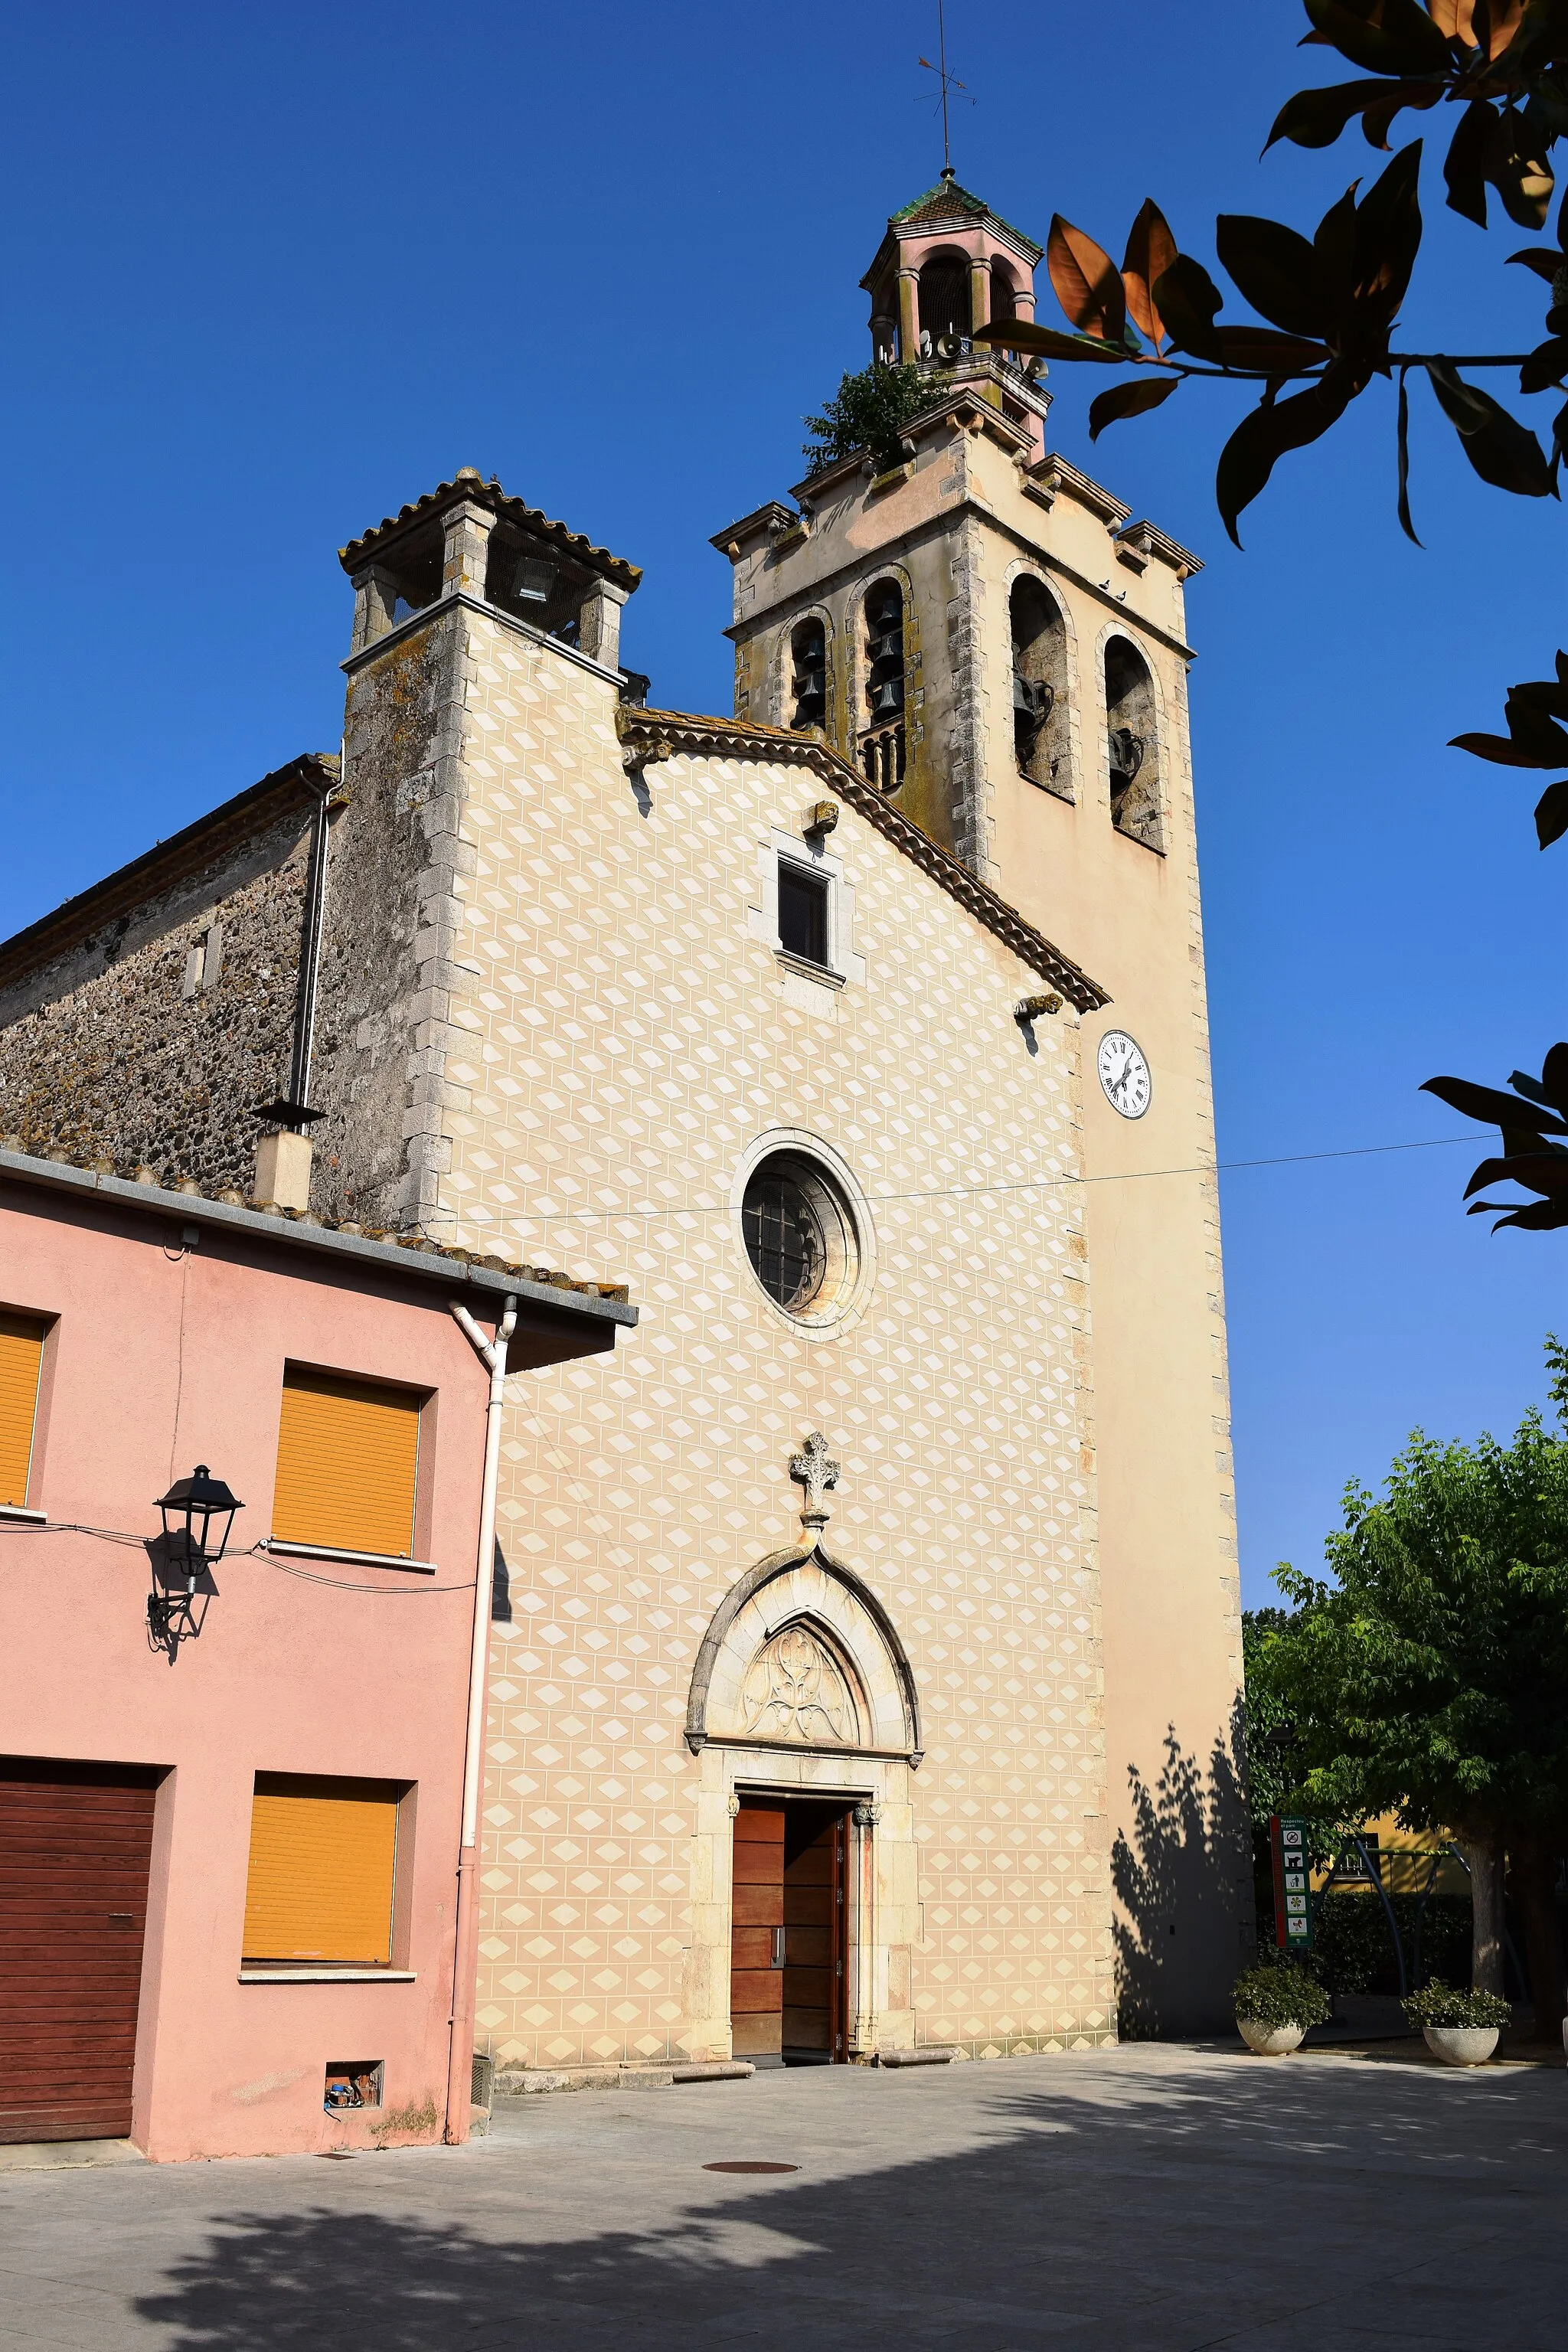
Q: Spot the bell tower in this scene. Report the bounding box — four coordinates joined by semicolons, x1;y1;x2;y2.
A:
711;178;1250;2034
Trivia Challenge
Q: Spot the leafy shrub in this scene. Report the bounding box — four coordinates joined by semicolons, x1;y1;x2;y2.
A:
1402;1979;1513;2031
802;364;942;476
1234;1964;1331;2029
1253;1893;1473;1998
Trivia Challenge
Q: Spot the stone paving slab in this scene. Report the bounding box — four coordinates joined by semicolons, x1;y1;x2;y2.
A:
0;2044;1564;2350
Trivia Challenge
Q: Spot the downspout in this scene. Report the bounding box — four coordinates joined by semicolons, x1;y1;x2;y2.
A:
445;1291;517;2143
286;778;335;1113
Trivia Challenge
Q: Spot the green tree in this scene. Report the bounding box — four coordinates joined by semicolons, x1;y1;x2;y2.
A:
1252;1340;1568;2036
802;362;944;477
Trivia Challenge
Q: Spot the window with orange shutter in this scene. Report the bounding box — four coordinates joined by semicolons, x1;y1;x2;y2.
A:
0;1313;47;1510
271;1368;422;1558
242;1774;402;1965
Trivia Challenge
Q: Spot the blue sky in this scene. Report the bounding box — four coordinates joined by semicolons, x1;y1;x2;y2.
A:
2;2;1563;1604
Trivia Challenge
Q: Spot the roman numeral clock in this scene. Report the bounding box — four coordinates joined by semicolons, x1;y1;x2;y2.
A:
1096;1029;1152;1121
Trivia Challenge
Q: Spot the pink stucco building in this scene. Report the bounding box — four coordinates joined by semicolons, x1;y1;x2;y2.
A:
0;1146;632;2161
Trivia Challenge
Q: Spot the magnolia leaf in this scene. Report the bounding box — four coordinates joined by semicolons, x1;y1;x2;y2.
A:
1521;336;1568;394
1470;1193;1568;1227
969;318;1125;363
1449;728;1566;766
1267;77;1416;151
1312;185;1361;330
1491;0;1566;74
1421;1073;1568;1135
1088;374;1181;439
1214;214;1329;335
1540;1040;1568;1104
1445;97;1494;225
1507;246;1564;280
1216;368;1357;544
1151;255;1224;360
1486;109;1555;230
1397;365;1421;541
1504;1070;1561;1111
1352;141;1424;330
1363;78;1442;147
1509;677;1568;718
1302;0;1454;74
1465;1149;1568;1198
1451;687;1568;763
1480;1;1530;60
1425;0;1471;41
1122;199;1178;346
1426;360;1557;495
1213;325;1332;368
1537;777;1568;846
1047;217;1126;342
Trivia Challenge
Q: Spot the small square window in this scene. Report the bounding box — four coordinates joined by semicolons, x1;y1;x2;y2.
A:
325;2060;384;2112
778;864;829;967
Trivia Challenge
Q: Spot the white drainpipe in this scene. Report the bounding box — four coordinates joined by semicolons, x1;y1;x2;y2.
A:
445;1292;517;2143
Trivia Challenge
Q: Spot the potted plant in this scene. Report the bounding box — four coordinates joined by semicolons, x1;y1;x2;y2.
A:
1233;1963;1331;2055
1401;1979;1513;2067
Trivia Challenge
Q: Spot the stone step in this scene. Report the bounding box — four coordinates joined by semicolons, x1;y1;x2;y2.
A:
493;2059;756;2098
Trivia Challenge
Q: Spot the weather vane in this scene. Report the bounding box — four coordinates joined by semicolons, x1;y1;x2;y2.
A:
918;0;972;178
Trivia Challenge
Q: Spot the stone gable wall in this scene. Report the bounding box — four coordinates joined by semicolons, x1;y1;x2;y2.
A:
423;611;1115;2065
0;813;312;1191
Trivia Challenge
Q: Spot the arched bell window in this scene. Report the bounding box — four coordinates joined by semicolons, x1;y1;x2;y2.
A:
1010;577;1070;800
789;618;827;731
861;580;906;795
917;251;969;360
1103;635;1164;851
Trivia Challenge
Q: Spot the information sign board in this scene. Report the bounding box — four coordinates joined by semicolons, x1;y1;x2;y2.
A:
1270;1814;1312;1951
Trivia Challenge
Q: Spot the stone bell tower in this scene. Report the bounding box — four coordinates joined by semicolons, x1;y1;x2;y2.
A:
711;178;1251;2033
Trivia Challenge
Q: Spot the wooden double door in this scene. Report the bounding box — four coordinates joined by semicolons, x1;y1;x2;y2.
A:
730;1798;848;2065
0;1761;159;2142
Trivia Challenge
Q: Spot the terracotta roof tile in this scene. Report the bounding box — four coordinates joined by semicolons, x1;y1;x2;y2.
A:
0;1139;631;1303
339;470;641;593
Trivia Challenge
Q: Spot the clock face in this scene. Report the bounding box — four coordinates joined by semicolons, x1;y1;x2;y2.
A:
1097;1029;1152;1119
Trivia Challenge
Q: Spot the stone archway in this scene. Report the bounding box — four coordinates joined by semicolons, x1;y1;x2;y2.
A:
679;1537;923;2066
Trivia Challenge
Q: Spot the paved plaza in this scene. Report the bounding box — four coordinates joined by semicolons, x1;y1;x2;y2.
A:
1;2043;1565;2350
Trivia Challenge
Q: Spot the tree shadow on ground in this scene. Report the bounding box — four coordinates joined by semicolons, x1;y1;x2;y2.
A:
1110;1708;1254;2040
129;2056;1568;2352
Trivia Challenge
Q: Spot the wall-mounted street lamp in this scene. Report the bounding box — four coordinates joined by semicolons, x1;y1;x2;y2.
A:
149;1465;243;1645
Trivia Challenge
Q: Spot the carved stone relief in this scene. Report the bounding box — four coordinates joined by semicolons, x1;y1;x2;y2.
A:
740;1621;861;1746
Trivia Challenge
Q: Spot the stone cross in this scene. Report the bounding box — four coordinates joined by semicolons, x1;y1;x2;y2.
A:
789;1431;840;1531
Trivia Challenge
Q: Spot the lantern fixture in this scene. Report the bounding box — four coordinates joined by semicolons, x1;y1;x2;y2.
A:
157;1465;243;1568
149;1465;243;1647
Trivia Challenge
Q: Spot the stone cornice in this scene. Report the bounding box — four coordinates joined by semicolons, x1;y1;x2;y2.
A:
340;589;626;690
616;706;1109;1012
718;492;1197;666
1115;519;1204;580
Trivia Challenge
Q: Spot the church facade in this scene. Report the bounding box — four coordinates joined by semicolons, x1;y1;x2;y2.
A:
0;173;1250;2069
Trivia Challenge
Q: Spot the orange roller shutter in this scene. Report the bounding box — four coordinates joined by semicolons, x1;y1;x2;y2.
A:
0;1315;46;1509
272;1370;421;1557
242;1775;400;1964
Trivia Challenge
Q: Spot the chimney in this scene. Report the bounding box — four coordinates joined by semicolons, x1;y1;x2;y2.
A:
253;1130;313;1212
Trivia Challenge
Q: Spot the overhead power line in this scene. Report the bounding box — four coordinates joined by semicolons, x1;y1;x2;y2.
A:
511;1133;1481;1221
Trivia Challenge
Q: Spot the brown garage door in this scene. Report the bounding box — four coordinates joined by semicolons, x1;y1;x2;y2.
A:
0;1760;159;2143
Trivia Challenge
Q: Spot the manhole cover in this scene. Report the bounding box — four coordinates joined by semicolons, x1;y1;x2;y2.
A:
703;2161;799;2174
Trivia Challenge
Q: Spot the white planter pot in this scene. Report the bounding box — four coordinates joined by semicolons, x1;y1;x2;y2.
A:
1237;2018;1305;2056
1422;2024;1498;2068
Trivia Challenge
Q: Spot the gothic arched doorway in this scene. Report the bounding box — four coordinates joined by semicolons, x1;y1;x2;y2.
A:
683;1542;923;2067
